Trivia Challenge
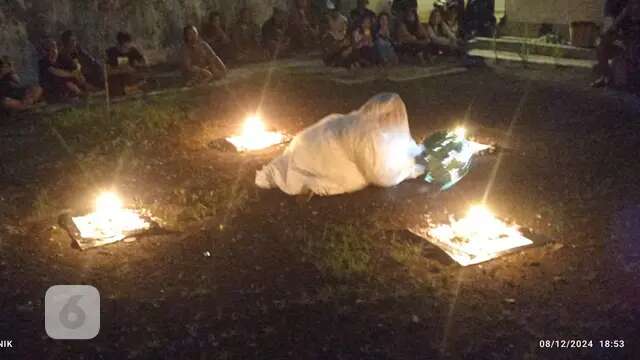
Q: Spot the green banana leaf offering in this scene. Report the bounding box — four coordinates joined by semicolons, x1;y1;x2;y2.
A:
422;129;491;190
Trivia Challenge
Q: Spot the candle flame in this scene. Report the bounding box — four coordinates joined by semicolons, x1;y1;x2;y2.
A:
226;114;287;152
96;192;123;217
71;191;151;243
454;127;466;139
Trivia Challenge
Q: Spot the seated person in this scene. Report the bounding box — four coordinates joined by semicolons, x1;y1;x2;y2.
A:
376;12;399;66
322;8;358;68
288;0;320;51
392;0;419;17
106;32;148;96
182;25;227;85
202;11;234;62
231;7;263;63
395;8;432;64
350;0;377;28
608;0;640;89
352;15;378;66
39;39;89;102
464;0;496;37
444;1;463;38
0;56;43;113
58;30;104;90
593;0;634;87
426;7;462;54
262;7;291;59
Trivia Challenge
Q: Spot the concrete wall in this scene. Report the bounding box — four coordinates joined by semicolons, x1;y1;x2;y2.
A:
505;0;604;25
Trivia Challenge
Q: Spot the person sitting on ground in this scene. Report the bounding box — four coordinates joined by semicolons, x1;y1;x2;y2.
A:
231;7;263;63
352;15;378;66
39;39;89;102
376;12;399;66
444;1;463;39
426;7;462;55
463;0;496;37
0;56;43;114
395;8;432;64
322;8;358;68
288;0;320;51
350;0;377;29
58;30;104;90
392;0;419;17
106;32;148;97
593;0;632;88
262;7;291;59
203;11;234;62
608;0;640;89
182;25;227;86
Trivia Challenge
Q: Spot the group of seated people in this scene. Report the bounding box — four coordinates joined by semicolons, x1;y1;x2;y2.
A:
322;1;464;68
2;29;152;116
1;0;469;115
0;0;530;116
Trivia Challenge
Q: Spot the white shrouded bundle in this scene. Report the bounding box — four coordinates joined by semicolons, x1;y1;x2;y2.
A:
255;93;425;195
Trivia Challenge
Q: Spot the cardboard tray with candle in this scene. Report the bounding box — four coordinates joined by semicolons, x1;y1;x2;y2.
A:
210;115;290;153
408;205;543;266
59;192;163;250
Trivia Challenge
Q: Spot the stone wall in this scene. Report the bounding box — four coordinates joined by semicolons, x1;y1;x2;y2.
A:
505;0;604;26
0;0;288;82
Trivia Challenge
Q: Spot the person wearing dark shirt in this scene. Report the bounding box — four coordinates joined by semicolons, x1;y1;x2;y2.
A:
376;12;399;66
262;7;291;59
288;0;320;51
182;25;227;85
352;15;378;66
322;8;358;68
38;39;87;102
231;7;263;63
203;11;234;62
106;32;147;96
392;0;418;17
464;0;496;37
593;0;632;87
350;0;377;29
395;8;432;64
0;56;43;113
58;30;104;90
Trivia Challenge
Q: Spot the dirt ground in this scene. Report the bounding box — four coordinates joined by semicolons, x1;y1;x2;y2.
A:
1;64;639;359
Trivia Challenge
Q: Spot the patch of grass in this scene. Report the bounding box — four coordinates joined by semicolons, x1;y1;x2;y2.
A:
32;189;56;218
303;223;373;281
390;237;424;267
49;92;198;155
174;184;249;225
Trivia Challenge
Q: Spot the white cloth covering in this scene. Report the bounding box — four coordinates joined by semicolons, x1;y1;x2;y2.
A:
255;93;425;195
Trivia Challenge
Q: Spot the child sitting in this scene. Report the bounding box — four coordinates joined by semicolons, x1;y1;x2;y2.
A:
322;9;358;68
376;12;399;66
352;15;378;66
106;32;148;96
0;56;43;114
